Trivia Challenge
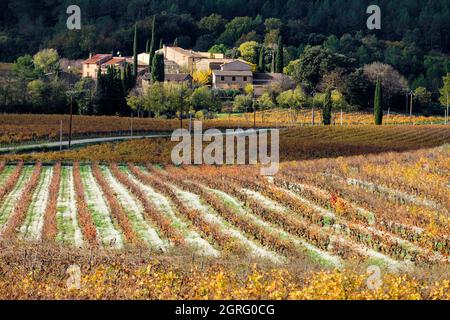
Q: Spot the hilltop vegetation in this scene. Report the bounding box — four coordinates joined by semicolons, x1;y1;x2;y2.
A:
0;0;449;115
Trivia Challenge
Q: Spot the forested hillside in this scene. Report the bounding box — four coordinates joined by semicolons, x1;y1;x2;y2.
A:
2;0;449;58
0;0;449;114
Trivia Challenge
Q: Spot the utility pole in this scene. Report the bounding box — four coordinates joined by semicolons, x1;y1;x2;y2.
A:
311;90;315;126
253;98;257;129
409;91;413;123
446;91;448;125
67;64;75;150
130;113;133;137
59;120;63;151
405;91;408;114
68;94;73;149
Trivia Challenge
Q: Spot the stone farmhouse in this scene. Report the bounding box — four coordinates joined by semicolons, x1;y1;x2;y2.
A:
212;60;253;90
150;45;294;94
82;46;294;95
82;54;141;79
82;54;114;79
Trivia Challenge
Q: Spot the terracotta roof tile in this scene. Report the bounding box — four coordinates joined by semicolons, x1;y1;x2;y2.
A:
83;54;112;64
102;57;126;65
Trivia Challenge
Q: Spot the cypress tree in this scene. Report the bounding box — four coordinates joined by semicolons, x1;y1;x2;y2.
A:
374;78;383;125
151;54;157;82
258;45;265;72
151;53;165;83
146;38;150;53
275;36;284;73
121;66;126;93
122;64;133;93
121;66;125;81
323;88;332;125
96;67;103;92
148;15;155;73
127;64;133;90
159;38;163;49
173;37;178;47
133;23;138;79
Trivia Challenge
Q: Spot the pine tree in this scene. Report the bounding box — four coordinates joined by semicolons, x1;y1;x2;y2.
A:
323;88;332;125
275;36;284;73
148;15;156;73
258;45;265;72
133;23;138;79
374;78;383;125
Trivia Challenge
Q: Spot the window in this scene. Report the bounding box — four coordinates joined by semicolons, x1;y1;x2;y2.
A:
221;76;225;81
243;76;247;81
232;76;236;81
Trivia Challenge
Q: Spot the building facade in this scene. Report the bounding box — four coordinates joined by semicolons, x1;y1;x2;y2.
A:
82;54;131;79
154;46;225;74
212;60;254;90
82;54;113;79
